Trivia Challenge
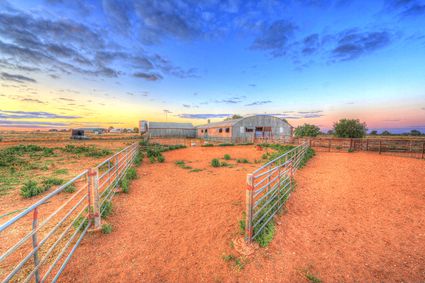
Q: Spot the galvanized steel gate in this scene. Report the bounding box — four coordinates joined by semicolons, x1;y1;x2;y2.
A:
245;143;309;242
0;143;139;282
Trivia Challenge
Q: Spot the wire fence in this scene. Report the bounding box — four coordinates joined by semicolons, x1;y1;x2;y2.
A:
245;142;309;243
0;142;139;283
291;137;425;158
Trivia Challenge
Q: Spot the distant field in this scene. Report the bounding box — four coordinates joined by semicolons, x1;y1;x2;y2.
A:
0;131;140;143
0;132;141;217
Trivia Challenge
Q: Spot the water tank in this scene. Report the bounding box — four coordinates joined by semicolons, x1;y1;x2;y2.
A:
139;120;148;133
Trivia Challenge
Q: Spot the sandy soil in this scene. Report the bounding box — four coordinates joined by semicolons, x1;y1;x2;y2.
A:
60;149;425;283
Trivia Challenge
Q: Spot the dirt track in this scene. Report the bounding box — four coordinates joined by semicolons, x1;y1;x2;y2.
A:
60;148;425;283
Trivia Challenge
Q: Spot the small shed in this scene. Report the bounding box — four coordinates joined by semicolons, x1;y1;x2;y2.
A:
196;115;293;143
70;129;89;140
142;121;196;138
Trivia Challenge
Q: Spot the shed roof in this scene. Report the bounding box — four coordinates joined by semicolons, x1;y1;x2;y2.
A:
197;118;244;129
149;122;194;129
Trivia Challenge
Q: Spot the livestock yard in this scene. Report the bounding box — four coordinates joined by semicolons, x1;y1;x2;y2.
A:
0;132;424;282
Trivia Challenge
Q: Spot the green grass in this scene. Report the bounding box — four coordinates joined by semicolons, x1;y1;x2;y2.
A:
189;168;203;173
222;254;246;270
54;168;69;175
175;160;192;170
20;180;43;198
73;215;89;232
211;158;221;167
157;155;165;163
101;223;112;234
101;201;113;218
42;177;64;189
63;183;76;193
218;143;234;146
62;145;112;158
224;154;231;160
149;156;156;163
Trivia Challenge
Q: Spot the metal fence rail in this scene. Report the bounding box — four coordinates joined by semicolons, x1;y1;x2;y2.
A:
0;142;139;283
245;142;309;243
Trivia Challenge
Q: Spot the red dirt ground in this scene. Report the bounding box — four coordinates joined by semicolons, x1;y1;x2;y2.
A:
60;148;425;283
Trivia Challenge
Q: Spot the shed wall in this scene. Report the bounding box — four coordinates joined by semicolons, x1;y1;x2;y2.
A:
232;116;292;142
149;128;196;138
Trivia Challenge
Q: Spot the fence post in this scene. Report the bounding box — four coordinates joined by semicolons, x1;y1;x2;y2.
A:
245;173;254;243
32;207;40;283
366;139;369;151
379;140;382;154
328;139;331;152
422;142;425;159
87;168;101;231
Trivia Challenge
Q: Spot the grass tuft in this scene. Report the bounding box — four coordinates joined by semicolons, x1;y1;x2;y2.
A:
224;154;231;160
102;223;112;234
211;158;221;167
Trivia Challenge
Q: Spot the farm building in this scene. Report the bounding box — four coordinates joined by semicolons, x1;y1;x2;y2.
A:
139;121;196;138
197;115;293;143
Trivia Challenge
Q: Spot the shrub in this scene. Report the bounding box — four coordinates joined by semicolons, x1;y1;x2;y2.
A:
21;180;43;198
134;151;142;166
294;124;321;137
63;183;76;193
348;148;354;153
333;118;367;138
218;143;234;146
102;223;112;234
120;177;129;193
126;167;137;180
101;201;113;218
54;169;68;175
42;177;64;190
201;143;214;147
157;155;165;163
223;154;231;160
211;158;221;167
73;215;89;231
236;158;249;163
149;156;156;163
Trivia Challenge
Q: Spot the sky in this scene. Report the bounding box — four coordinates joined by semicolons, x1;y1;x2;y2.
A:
0;0;424;133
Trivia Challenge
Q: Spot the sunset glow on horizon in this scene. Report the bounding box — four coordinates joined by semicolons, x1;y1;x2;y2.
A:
1;0;424;134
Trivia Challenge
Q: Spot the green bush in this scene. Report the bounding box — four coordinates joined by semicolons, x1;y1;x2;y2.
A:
157;155;165;163
120;177;129;193
73;215;89;232
294;124;321;137
333;118;367;138
102;223;112;234
42;177;64;190
21;180;43;198
224;154;231;160
126;167;137;180
63;183;76;193
218;143;234;146
134;151;142;166
211;158;221;167
101;201;113;218
236;158;249;163
201;143;214;147
149;156;156;163
175;160;192;169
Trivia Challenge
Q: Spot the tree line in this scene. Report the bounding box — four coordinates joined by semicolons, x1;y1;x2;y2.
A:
294;119;423;138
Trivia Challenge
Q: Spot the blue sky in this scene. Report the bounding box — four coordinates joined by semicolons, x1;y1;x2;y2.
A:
0;0;424;133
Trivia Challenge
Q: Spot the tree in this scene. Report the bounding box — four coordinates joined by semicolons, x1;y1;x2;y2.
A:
333;119;367;138
327;130;334;135
294;124;321;137
133;127;139;133
381;130;391;136
410;129;421;136
370;130;378;135
224;114;243;121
